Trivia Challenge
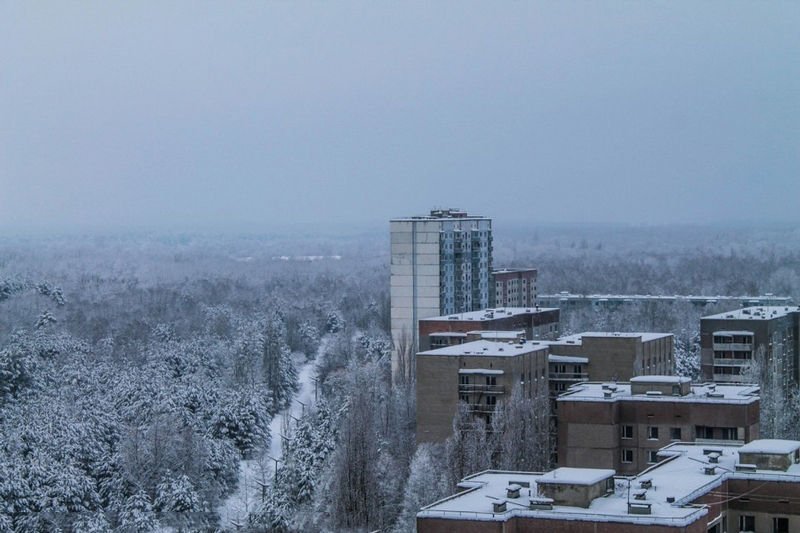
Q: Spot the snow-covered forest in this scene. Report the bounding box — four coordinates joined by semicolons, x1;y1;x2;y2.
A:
1;224;799;532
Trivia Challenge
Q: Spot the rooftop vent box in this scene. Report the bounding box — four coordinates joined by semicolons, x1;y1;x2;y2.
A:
703;466;717;475
529;497;553;510
736;463;757;472
639;478;652;489
628;502;652;515
506;484;521;499
492;501;507;513
666;496;676;503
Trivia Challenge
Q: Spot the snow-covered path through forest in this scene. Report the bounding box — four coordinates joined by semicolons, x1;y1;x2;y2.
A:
217;353;319;529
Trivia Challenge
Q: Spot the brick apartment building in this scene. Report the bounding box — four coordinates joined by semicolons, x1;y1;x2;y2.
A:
557;377;760;474
492;268;537;308
416;339;549;443
418;439;800;533
700;306;800;385
546;331;674;382
416;333;676;442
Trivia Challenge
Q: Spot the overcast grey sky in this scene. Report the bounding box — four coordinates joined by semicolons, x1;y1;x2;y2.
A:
1;2;798;233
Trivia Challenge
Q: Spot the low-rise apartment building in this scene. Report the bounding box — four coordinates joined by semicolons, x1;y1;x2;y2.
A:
418;439;800;533
700;306;800;385
491;268;537;308
547;331;674;382
557;377;760;474
416;339;549;443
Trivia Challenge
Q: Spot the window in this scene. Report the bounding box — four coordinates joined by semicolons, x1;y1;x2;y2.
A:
621;425;634;439
486;376;497;386
721;427;738;440
739;515;755;532
459;394;469;403
696;425;714;439
648;426;659;440
670;427;682;441
648;451;659;464
459;375;470;385
486;395;497;406
621;449;633;463
773;517;789;533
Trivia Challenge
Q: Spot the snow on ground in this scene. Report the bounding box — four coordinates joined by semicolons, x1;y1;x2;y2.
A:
217;344;323;529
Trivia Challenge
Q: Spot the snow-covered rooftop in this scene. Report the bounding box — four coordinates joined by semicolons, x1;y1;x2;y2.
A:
703;306;800;321
557;382;759;404
550;331;672;346
538;468;615;486
630;375;691;385
418;440;800;527
471;330;526;339
738;439;800;455
418;339;549;358
420;307;558;322
712;330;754;336
548;354;589;364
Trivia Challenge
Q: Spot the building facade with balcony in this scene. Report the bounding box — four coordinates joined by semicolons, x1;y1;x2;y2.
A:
545;331;674;383
416;339;549;443
700;306;800;385
390;209;493;377
557;377;760;475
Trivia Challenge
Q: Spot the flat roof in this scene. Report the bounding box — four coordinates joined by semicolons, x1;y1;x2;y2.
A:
546;332;672;347
471;330;526;338
630;375;691;385
540;292;792;303
418;440;800;526
418;339;549;358
557;381;759;404
703;306;800;321
548;354;589;364
712;330;755;336
420;307;558;322
538;468;615;486
739;439;800;455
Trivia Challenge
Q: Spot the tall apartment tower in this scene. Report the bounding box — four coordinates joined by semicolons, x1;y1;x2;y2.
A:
390;208;493;377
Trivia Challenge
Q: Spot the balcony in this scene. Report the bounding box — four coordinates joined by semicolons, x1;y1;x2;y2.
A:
459;384;505;394
711;373;744;383
713;358;751;367
549;372;589;381
713;343;753;352
467;403;497;414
